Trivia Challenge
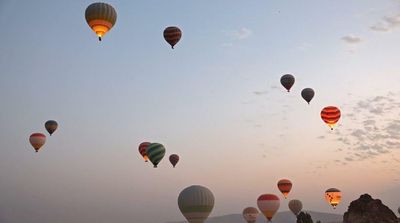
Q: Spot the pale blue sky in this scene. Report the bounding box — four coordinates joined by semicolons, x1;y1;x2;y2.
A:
1;1;400;222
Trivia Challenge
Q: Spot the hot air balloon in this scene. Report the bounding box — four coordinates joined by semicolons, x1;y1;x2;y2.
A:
85;2;117;41
301;88;315;104
146;143;166;168
280;74;295;92
325;188;342;209
242;207;259;223
164;26;182;49
178;185;214;223
138;142;150;162
169;154;179;168
321;106;341;130
29;133;46;153
288;199;303;216
45;120;58;136
257;194;280;222
277;179;292;199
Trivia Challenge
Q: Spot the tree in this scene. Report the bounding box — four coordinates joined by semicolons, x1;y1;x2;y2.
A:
296;211;314;223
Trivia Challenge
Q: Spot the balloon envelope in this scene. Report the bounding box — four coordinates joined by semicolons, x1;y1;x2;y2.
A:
178;185;214;223
146;143;166;168
325;188;342;209
280;74;295;92
29;133;46;152
321;106;341;130
301;88;315;104
288;199;303;216
277;179;292;199
242;207;259;223
138;142;150;162
257;194;280;221
45;120;58;135
169;154;179;167
164;26;182;49
85;2;117;41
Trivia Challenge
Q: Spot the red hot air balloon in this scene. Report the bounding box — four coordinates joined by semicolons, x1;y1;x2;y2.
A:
29;133;46;153
163;26;182;49
169;154;179;168
321;106;341;130
138;142;150;162
277;179;292;199
257;194;280;222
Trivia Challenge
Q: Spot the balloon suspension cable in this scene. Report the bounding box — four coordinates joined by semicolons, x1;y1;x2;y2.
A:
98;36;102;41
171;46;174;49
153;165;157;168
331;128;333;130
145;160;148;162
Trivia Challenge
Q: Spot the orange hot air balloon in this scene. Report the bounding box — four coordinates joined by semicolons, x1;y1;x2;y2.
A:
325;188;342;209
321;106;341;130
257;194;280;222
29;133;46;153
138;142;150;162
85;2;117;41
277;179;292;199
169;154;179;168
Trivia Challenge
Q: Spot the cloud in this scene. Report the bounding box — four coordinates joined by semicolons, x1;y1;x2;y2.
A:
234;27;252;40
341;35;362;44
253;90;268;96
334;92;400;161
370;14;400;32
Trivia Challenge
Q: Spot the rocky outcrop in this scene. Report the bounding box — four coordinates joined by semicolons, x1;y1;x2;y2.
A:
343;194;398;223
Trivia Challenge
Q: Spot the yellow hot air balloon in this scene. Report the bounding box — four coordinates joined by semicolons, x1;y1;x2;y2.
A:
325;188;342;209
85;2;117;41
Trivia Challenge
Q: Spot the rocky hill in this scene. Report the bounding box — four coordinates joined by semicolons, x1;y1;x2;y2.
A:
343;194;398;223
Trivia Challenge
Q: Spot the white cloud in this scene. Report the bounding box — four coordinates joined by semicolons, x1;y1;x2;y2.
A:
235;27;252;40
341;35;362;44
371;13;400;32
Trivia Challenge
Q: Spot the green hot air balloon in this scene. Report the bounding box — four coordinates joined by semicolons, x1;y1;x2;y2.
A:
178;185;215;223
146;143;166;168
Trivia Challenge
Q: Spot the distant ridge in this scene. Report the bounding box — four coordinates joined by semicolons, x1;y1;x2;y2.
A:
167;210;342;223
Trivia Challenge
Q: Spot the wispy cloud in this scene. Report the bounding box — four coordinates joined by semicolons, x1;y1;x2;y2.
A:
234;27;252;40
371;14;400;32
221;27;253;47
253;90;268;96
334;92;400;162
341;35;362;44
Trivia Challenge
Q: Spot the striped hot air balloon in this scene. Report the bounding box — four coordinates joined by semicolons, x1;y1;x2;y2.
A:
325;188;342;209
242;207;259;223
321;106;341;130
178;185;215;223
85;2;117;41
45;120;58;136
288;199;303;216
280;74;295;92
169;154;179;168
29;133;46;153
277;179;292;199
138;142;150;162
146;143;166;168
257;194;280;222
163;26;182;49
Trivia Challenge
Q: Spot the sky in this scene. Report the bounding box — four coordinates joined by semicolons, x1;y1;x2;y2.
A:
0;0;400;222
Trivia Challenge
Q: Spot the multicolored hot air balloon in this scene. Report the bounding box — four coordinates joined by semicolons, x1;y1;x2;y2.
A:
29;133;46;153
169;154;179;168
138;142;150;162
325;188;342;209
242;207;259;223
321;106;341;130
257;194;280;222
85;2;117;41
301;88;315;104
146;143;166;168
280;74;295;92
288;199;303;216
45;120;58;136
277;179;292;199
164;26;182;49
178;185;214;223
